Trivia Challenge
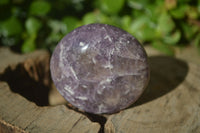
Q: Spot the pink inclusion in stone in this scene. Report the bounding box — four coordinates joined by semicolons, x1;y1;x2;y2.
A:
50;24;150;114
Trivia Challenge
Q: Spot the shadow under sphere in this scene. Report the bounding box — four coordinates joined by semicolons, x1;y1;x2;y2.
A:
133;56;189;107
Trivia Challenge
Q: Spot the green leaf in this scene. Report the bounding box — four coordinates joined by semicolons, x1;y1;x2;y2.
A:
83;12;97;24
163;30;181;45
170;5;188;19
128;0;150;10
130;16;157;41
46;32;63;44
152;41;174;56
97;13;110;24
102;0;125;14
25;17;42;35
128;0;144;10
48;19;67;34
29;1;51;16
82;12;111;25
165;0;177;10
181;22;199;40
62;16;79;33
156;12;175;36
130;18;145;41
0;0;9;5
198;0;200;13
186;6;199;19
47;20;67;45
177;0;190;3
21;36;36;53
0;17;22;37
121;15;131;32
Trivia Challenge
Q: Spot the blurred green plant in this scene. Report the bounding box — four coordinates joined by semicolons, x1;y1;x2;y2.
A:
0;0;199;55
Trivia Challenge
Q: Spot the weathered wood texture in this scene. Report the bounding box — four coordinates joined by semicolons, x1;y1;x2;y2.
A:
0;46;200;133
105;46;200;133
0;47;100;133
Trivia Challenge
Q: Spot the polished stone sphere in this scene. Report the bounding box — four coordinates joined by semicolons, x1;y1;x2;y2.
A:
50;24;150;114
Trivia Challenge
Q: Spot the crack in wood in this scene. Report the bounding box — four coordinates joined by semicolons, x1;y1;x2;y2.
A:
68;116;83;132
65;103;107;133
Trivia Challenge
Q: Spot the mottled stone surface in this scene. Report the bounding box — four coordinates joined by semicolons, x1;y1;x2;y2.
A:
50;24;150;114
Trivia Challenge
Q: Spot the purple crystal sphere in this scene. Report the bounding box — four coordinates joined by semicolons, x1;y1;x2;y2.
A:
50;24;150;114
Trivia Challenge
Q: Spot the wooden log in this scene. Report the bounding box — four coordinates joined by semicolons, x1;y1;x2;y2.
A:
0;47;100;133
104;47;200;133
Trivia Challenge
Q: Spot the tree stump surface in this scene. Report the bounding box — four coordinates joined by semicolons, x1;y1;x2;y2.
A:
0;47;100;133
105;46;200;133
0;46;200;133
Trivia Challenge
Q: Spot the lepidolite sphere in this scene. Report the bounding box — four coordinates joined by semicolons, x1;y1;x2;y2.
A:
50;24;150;114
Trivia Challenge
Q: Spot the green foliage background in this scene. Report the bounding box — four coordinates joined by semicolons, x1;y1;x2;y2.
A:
0;0;200;55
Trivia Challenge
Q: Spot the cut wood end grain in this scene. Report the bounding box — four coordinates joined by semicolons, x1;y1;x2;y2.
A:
1;46;200;133
0;47;100;133
104;47;200;133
